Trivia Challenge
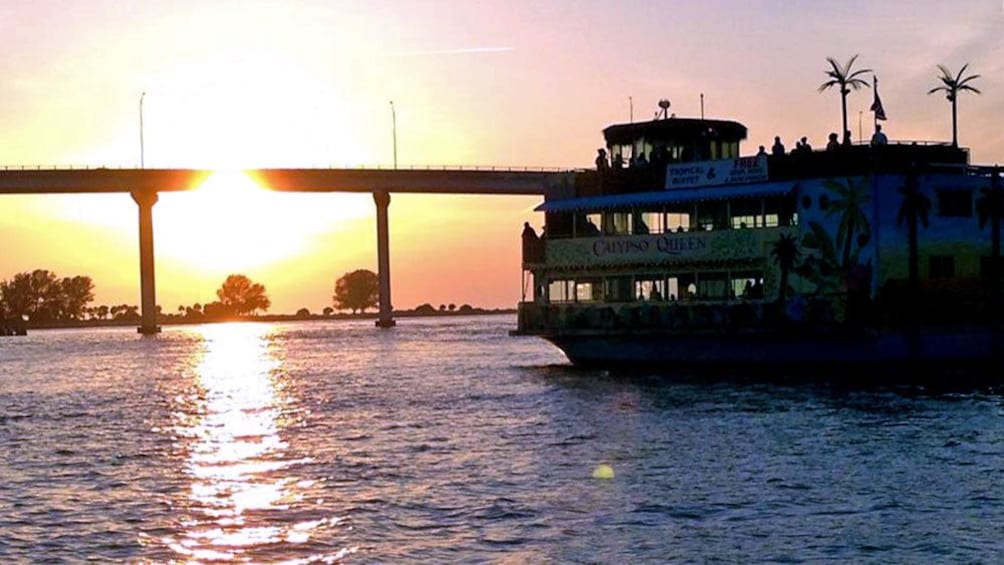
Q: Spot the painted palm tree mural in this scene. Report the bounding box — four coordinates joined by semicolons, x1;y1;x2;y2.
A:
823;177;871;267
977;167;1003;295
928;64;981;147
771;233;800;304
796;178;873;296
818;55;872;139
897;170;931;297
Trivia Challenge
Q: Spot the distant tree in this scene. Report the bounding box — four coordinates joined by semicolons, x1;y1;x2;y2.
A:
928;64;981;147
296;307;311;318
333;269;379;314
202;301;236;319
458;304;474;313
177;305;185;315
414;303;437;315
818;55;872;140
448;303;456;312
193;303;202;315
123;305;140;321
216;274;270;316
0;270;93;322
97;305;109;320
439;304;446;312
322;306;334;317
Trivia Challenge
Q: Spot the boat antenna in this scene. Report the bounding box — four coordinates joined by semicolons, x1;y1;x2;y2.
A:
657;99;671;120
700;93;705;120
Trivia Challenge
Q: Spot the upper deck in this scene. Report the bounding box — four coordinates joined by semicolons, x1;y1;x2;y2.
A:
560;116;969;204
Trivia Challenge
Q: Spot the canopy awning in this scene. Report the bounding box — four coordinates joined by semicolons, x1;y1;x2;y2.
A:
535;181;798;213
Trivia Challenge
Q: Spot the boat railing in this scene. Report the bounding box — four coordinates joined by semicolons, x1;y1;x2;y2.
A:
517;297;847;334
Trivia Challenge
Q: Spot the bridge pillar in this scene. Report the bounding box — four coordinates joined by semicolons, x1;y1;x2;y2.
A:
373;190;395;328
131;189;161;335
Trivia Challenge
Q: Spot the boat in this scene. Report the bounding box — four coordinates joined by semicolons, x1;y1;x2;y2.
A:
514;110;1003;373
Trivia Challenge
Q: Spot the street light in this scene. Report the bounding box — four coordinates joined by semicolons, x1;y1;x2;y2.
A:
389;100;397;169
139;92;146;168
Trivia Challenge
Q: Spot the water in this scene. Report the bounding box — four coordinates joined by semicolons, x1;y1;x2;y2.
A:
1;316;1003;562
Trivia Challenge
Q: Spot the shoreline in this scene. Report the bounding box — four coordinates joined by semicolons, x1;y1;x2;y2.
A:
12;309;517;332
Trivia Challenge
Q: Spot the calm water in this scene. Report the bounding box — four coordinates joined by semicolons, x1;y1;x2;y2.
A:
1;316;1003;563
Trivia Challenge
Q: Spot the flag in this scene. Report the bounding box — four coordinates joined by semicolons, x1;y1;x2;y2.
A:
870;75;887;121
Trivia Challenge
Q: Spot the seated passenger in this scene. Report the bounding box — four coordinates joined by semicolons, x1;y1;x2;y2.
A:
757;145;768;156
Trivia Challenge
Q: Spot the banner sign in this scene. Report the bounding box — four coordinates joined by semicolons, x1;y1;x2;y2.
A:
544;227;795;268
665;155;768;190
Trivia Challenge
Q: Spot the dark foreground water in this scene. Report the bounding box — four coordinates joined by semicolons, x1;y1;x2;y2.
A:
1;316;1003;562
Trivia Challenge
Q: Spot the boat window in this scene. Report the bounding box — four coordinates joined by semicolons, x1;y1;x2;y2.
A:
698;273;729;300
731;271;765;299
574;213;602;236
636;211;661;234
612;144;633;164
576;279;602;302
666;277;680;301
548;280;574;303
635;278;665;301
604;277;634;302
603;212;632;235
731;214;760;229
697;202;726;231
666;210;691;232
678;273;698;300
730;199;762;229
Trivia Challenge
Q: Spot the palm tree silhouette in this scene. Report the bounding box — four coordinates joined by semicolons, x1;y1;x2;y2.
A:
897;168;931;300
977;166;1003;297
771;233;801;304
928;64;981;147
818;55;872;140
822;178;871;267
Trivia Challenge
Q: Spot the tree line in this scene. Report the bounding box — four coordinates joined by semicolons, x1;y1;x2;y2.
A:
0;268;434;324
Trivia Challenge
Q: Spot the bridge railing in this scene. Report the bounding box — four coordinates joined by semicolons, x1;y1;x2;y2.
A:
1;163;580;173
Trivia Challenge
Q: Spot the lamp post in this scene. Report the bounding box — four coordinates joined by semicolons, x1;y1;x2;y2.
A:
139;92;146;168
389;100;397;169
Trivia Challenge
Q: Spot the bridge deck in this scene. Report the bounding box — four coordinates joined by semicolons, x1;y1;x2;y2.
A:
0;168;569;195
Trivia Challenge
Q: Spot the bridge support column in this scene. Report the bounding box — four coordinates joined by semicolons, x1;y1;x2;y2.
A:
131;189;161;335
373;190;395;328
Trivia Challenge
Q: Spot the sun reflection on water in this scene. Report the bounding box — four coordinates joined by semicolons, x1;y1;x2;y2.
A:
164;323;354;562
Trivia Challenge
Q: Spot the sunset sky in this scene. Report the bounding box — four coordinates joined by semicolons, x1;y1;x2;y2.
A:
1;0;1003;313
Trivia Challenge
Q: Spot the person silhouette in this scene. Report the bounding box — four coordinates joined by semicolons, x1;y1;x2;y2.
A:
595;148;609;170
826;132;840;152
871;124;888;146
771;136;785;156
522;221;537;239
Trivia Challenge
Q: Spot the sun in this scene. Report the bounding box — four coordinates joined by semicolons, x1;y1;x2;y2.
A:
154;171;370;274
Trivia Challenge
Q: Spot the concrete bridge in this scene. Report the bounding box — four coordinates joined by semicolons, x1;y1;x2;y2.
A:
0;167;570;333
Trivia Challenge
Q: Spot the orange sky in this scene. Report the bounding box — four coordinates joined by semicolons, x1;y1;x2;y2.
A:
1;1;1003;312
